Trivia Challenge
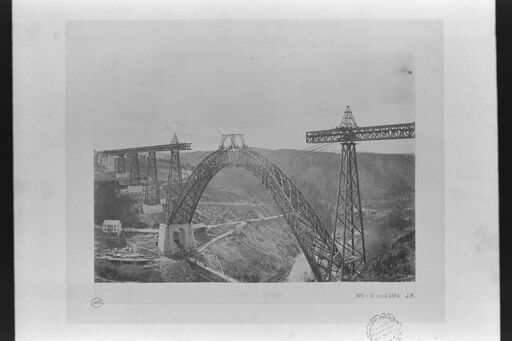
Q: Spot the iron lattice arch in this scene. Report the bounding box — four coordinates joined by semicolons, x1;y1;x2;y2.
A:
167;147;347;282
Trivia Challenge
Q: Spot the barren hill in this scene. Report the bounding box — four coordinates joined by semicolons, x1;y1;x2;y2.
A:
180;148;415;275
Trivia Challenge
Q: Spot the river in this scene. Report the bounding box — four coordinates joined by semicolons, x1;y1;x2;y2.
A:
286;253;315;282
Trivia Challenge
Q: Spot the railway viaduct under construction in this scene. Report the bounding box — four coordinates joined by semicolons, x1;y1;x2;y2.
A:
97;106;415;281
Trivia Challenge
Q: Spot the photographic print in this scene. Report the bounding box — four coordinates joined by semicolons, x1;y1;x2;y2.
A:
92;21;416;283
16;0;499;336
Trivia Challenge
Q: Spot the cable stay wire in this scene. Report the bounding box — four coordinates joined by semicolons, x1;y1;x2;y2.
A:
164;105;346;138
281;143;336;163
241;106;346;137
267;142;330;158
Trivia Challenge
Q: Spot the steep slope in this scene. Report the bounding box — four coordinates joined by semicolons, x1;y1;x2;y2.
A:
357;231;415;282
179;148;414;223
191;167;302;282
95;147;415;282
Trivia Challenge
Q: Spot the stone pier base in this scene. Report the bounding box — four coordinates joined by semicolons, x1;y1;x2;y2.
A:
158;223;197;255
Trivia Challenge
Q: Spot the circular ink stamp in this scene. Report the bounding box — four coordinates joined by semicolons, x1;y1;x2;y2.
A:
90;297;104;308
366;313;403;341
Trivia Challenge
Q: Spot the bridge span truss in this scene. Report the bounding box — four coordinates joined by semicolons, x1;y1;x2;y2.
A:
167;147;345;282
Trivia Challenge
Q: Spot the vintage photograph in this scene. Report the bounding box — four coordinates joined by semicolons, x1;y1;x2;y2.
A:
15;0;499;337
92;21;416;283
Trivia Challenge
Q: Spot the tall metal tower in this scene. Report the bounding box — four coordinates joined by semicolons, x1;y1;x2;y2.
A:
100;134;191;219
129;152;140;185
144;151;160;205
115;154;126;174
333;106;365;278
306;106;415;281
165;133;189;222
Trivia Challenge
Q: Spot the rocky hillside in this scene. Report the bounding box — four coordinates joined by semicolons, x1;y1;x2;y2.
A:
191;167;302;282
179;148;414;228
357;231;415;282
179;149;415;281
95;147;415;282
197;219;301;282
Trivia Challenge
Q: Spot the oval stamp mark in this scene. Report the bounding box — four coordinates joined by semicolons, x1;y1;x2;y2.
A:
366;313;403;341
90;297;104;308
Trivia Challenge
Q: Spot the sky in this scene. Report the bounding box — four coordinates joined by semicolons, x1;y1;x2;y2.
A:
93;21;415;154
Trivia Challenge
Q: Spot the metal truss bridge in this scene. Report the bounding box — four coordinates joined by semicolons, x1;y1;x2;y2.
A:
97;133;191;215
167;134;341;282
306;122;415;143
96;106;415;282
305;106;415;280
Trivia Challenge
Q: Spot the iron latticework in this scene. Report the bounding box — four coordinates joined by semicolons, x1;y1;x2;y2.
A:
330;142;365;279
164;133;189;221
99;154;107;168
340;106;358;128
241;149;338;281
116;154;126;174
100;133;191;207
96;109;415;282
167;136;340;281
165;148;183;220
306;106;415;281
171;132;179;145
128;152;140;185
306;122;415;143
144;151;160;205
168;149;229;225
219;133;247;150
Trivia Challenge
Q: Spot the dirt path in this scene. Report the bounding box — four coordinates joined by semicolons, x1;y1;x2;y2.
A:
205;215;284;230
198;230;235;252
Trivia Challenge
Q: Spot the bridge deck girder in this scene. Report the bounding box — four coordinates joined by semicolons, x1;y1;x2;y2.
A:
100;142;192;155
306;122;415;143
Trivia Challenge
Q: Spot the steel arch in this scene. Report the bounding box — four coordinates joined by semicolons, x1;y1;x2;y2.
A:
167;147;344;281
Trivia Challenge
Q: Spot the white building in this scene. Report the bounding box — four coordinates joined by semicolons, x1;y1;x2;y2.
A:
102;220;122;235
